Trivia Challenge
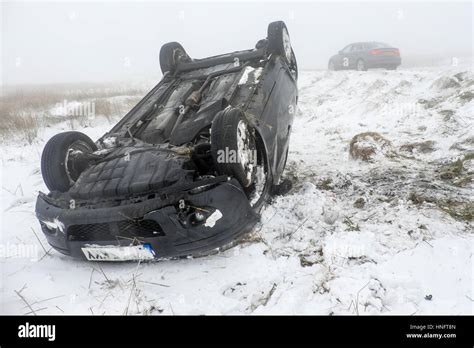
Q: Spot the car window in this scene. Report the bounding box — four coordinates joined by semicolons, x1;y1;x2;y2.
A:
371;42;391;48
352;44;364;51
341;45;352;54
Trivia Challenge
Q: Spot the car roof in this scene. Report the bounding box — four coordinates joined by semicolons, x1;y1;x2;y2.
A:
348;41;391;46
349;41;381;45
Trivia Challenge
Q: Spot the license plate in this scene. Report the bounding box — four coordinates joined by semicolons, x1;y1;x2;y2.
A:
82;244;155;261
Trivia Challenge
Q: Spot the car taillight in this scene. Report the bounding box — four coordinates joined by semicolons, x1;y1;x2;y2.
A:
370;48;400;56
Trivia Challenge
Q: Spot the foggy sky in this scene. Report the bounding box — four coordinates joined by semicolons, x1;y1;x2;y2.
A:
1;1;472;85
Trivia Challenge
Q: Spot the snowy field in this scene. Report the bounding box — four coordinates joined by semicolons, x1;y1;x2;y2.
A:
1;64;473;315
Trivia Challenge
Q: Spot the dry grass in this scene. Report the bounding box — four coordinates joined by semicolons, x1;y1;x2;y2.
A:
94;99;113;117
0;113;40;144
0;83;147;143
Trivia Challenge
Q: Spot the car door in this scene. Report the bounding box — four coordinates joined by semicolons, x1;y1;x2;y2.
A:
348;43;364;69
356;43;370;67
338;44;353;70
251;57;297;183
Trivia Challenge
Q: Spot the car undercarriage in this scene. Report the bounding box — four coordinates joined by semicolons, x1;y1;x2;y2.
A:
36;21;298;261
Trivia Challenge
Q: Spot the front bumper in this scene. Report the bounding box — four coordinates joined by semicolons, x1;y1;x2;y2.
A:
35;179;258;260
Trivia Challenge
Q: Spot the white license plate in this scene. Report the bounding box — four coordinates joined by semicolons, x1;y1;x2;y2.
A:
81;244;155;261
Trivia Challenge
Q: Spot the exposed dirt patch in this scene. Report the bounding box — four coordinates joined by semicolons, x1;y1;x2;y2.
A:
349;132;393;161
400;140;436;154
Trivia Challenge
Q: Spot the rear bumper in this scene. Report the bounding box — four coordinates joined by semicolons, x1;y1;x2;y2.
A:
177;48;266;73
35;179;258;260
366;55;401;68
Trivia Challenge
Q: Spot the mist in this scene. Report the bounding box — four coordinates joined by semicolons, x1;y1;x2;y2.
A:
1;1;472;85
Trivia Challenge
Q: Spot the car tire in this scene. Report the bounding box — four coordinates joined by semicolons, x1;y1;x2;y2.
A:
356;59;367;71
159;42;190;75
328;61;337;71
387;66;397;70
211;108;257;188
267;21;293;66
41;131;97;192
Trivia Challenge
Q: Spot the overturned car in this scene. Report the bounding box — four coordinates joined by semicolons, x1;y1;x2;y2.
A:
35;21;298;261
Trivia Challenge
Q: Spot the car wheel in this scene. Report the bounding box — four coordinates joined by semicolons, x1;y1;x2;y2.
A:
211;108;257;188
159;42;190;75
328;61;336;71
267;21;293;66
387;66;397;70
356;59;367;71
41;131;97;192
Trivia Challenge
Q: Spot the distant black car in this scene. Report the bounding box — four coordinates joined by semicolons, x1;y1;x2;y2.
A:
328;42;401;71
35;21;298;261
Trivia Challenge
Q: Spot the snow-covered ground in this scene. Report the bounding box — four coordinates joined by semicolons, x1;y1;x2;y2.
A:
1;63;473;315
